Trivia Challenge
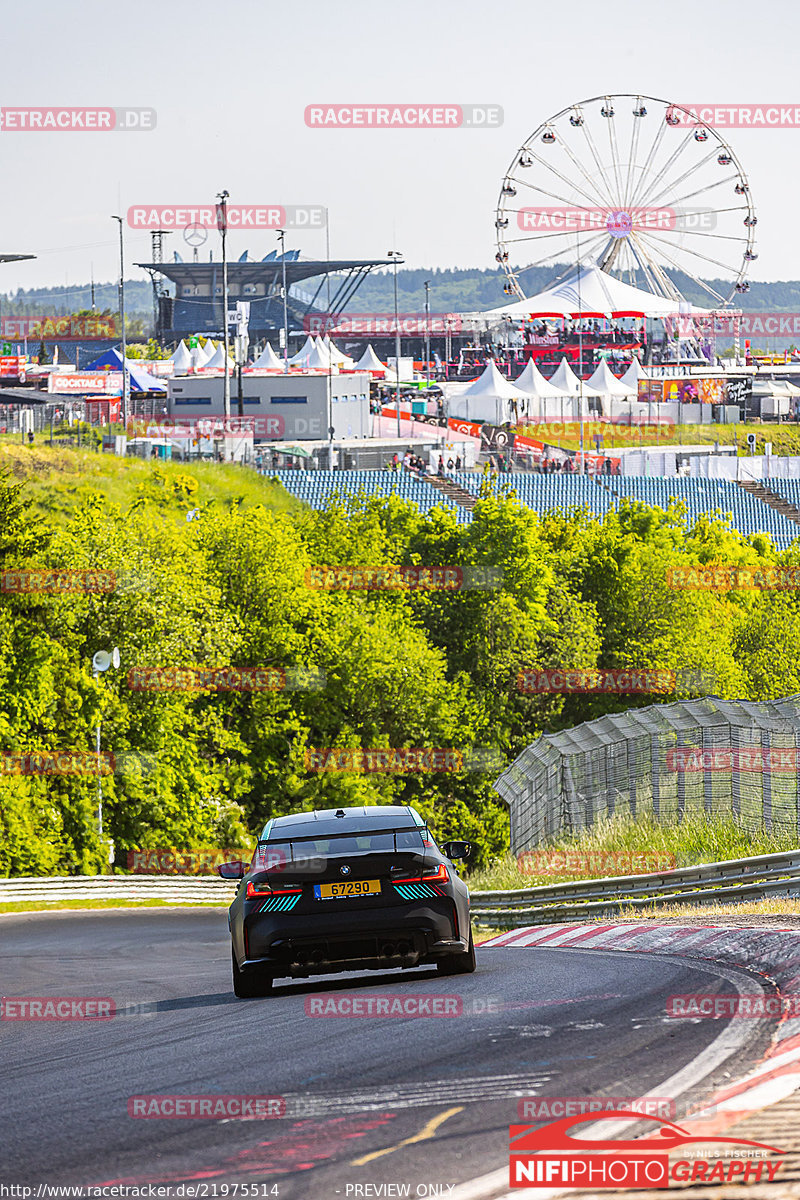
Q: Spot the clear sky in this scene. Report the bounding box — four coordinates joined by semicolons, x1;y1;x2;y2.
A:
1;0;798;298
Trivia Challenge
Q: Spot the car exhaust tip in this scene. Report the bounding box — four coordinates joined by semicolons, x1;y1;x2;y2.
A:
397;940;411;957
381;942;397;958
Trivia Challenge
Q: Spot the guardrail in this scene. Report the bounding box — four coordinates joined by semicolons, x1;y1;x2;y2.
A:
2;849;800;921
0;875;236;903
470;849;800;925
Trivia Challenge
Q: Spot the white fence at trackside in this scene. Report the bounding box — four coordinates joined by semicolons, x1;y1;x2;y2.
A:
2;849;800;921
690;454;800;480
470;849;800;925
0;875;236;903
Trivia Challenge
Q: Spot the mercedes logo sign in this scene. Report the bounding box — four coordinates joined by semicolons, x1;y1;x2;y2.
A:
183;223;208;247
340;865;351;876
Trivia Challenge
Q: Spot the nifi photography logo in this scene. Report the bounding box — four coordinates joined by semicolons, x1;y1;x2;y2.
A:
508;1112;784;1189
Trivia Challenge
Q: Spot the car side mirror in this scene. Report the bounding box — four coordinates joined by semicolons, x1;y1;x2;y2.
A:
441;840;472;862
217;860;247;880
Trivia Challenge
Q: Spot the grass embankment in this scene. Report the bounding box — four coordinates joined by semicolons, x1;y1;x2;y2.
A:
470;815;800;930
469;813;797;893
0;442;299;523
517;421;800;457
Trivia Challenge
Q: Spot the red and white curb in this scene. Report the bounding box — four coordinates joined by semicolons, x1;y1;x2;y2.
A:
452;922;800;1199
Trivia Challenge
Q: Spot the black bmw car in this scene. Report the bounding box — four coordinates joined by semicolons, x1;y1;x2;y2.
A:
219;804;475;997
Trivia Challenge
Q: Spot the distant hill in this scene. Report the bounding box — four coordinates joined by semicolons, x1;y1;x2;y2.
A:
4;266;799;326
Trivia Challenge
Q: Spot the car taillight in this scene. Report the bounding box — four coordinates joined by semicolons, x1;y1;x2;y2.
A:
246;881;303;898
392;862;449;884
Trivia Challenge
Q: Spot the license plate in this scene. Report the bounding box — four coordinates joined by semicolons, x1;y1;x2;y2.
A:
314;879;381;900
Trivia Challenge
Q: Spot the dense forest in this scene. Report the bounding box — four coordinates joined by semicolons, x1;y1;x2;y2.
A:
1;463;798;877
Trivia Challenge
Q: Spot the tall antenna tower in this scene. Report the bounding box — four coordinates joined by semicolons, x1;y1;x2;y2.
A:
150;230;171;343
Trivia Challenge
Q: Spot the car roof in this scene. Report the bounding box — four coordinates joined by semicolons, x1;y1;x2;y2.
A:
261;805;422;841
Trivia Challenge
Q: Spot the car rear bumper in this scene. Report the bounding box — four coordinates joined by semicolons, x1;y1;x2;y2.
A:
240;899;465;977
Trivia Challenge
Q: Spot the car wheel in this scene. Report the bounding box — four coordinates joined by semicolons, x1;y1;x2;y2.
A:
232;948;274;998
437;926;476;975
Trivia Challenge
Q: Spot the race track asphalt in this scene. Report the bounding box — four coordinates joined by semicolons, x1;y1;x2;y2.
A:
0;910;776;1198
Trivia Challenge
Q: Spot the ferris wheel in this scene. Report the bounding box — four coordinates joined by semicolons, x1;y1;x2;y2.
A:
495;95;757;308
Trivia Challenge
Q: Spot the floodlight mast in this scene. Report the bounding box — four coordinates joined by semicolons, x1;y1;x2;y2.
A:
217;191;230;421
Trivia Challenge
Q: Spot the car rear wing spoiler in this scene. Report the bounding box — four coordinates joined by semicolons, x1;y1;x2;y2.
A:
254;827;433;862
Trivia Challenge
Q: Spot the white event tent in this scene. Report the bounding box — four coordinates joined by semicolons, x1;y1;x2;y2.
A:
190;339;214;369
251;342;283;370
354;344;387;373
306;340;334;370
473;264;711;323
169;341;192;372
585;359;636;396
288;336;316;366
204;343;235;370
549;356;602;397
324;337;355;369
514;358;567;398
619;358;647;388
448;360;528;424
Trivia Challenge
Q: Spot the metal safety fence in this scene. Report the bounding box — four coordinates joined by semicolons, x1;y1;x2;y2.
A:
495;695;800;853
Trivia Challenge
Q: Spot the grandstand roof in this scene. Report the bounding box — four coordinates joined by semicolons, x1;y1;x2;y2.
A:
136;257;392;289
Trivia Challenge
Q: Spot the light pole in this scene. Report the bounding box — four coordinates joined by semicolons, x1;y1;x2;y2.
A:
92;647;120;869
277;229;289;374
216;190;231;419
388;251;403;437
576;232;585;475
111;217;129;433
424;280;431;388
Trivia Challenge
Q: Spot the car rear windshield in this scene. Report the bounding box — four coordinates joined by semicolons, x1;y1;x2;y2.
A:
257;828;427;862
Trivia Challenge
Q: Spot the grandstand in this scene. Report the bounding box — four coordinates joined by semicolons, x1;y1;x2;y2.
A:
450;472;800;551
269;470;471;524
271;469;800;551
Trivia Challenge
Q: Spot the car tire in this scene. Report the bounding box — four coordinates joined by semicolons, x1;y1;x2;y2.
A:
437;926;476;975
232;948;274;998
